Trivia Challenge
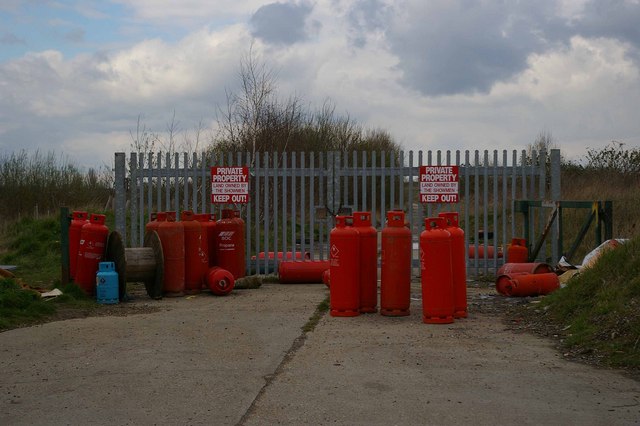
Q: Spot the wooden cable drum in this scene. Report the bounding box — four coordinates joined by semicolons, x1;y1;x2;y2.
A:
105;230;164;300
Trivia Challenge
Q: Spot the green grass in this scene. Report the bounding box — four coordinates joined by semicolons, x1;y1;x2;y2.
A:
0;278;56;329
539;235;640;368
0;216;61;285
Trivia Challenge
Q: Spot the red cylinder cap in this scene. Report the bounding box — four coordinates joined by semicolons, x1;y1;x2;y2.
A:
90;214;106;225
166;211;177;221
439;212;459;227
335;216;348;227
353;212;372;226
426;217;446;230
386;210;405;227
72;211;88;220
181;210;195;221
222;209;234;219
156;212;167;221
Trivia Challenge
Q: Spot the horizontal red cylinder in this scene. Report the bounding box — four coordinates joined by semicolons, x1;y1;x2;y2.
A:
251;251;311;261
495;272;529;295
499;272;560;297
468;245;503;259
497;262;554;276
278;260;330;284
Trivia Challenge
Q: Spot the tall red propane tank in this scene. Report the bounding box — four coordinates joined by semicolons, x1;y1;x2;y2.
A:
329;216;360;317
75;214;109;296
157;211;185;296
181;211;205;294
69;211;88;279
380;210;412;316
507;238;528;263
420;217;454;324
215;209;246;279
145;211;166;235
203;213;217;267
353;211;377;313
194;213;212;285
439;212;467;318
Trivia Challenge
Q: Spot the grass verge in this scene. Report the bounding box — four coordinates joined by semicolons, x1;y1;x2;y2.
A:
537;235;640;369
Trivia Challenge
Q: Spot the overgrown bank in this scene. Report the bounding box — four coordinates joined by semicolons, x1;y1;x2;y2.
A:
511;236;640;372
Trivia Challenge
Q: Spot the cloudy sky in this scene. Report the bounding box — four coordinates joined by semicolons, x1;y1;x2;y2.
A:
1;0;639;169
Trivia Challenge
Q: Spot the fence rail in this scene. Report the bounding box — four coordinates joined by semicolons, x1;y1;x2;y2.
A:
114;149;561;277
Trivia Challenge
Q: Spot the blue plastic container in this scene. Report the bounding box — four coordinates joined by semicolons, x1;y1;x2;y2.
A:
96;262;119;304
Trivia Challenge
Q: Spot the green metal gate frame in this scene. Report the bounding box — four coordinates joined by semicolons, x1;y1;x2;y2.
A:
514;200;613;263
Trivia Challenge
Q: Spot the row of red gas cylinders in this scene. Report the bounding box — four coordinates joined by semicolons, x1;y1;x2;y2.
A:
146;209;245;296
328;210;468;323
69;212;109;296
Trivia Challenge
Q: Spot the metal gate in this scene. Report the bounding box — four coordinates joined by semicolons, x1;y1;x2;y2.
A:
114;149;561;277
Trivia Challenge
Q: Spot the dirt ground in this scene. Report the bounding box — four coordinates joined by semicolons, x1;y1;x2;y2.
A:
33;281;639;380
2;281;639;425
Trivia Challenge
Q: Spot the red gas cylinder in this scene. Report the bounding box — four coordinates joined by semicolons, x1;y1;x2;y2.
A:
420;217;454;324
496;262;554;276
278;260;331;283
75;214;109;296
329;216;360;317
215;209;246;280
145;211;166;235
380;210;412;317
206;266;235;296
507;238;528;263
69;211;88;279
439;212;467;319
181;211;206;294
233;210;246;276
322;269;330;287
353;211;377;313
255;251;310;260
202;213;217;267
194;213;212;284
495;272;529;295
500;272;560;297
157;213;185;296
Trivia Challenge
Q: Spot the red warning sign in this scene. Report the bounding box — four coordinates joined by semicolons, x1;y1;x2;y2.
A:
211;166;250;204
419;165;459;203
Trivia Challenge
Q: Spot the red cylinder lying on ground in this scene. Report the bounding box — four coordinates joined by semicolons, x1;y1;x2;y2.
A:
206;266;235;296
278;260;331;284
215;209;246;280
254;251;310;260
354;211;378;313
322;269;330;287
75;214;109;296
497;262;554;276
507;238;528;263
329;216;360;317
69;211;88;280
468;245;503;259
500;272;560;297
158;212;185;296
181;211;205;294
495;272;530;295
439;212;467;319
420;217;454;324
381;210;411;317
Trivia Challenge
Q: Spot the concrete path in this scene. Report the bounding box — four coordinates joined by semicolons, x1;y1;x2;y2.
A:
1;283;639;425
